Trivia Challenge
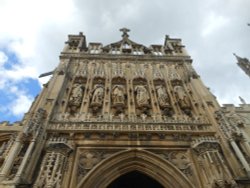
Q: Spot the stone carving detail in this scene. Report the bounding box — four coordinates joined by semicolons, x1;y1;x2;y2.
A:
134;64;145;78
227;112;246;128
174;85;191;115
215;111;242;140
77;150;117;184
76;62;88;76
0;135;15;170
112;63;124;77
23;108;46;138
152;65;163;79
112;85;125;106
93;63;105;77
68;83;84;114
135;85;150;108
33;138;73;188
90;84;104;110
192;138;238;188
168;65;181;81
155;85;170;108
0;135;15;158
153;151;192;177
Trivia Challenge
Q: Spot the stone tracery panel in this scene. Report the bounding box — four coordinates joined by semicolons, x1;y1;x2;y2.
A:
192;139;238;188
75;149;120;186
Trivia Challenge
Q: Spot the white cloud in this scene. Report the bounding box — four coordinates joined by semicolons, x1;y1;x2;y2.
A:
201;11;229;37
0;0;250;122
9;93;33;116
0;51;8;66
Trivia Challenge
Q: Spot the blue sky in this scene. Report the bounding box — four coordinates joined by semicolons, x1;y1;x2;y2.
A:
0;49;41;122
0;0;250;123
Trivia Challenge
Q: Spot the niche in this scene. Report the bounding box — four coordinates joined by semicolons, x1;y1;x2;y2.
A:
133;78;151;117
67;76;86;115
111;77;127;116
89;77;105;116
154;79;173;117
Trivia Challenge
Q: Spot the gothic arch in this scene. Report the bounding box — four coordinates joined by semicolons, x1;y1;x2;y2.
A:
77;149;195;188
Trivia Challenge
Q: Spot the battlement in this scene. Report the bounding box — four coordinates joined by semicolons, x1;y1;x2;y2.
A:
222;104;250;112
0;121;23;132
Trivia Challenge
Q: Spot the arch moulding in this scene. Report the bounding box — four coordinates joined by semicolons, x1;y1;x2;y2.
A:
77;149;195;188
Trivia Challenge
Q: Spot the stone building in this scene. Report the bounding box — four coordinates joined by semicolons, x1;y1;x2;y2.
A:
0;28;249;187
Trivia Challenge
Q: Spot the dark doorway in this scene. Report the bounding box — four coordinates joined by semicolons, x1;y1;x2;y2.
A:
107;171;164;188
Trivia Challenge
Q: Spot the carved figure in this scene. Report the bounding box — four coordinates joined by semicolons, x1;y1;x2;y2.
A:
112;85;125;105
174;85;190;109
135;85;150;107
69;83;84;108
156;85;170;107
91;84;104;105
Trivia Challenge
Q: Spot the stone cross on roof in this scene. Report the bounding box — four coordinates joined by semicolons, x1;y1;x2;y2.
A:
120;27;130;38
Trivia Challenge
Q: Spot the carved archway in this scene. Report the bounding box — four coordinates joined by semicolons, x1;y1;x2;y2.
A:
77;149;195;188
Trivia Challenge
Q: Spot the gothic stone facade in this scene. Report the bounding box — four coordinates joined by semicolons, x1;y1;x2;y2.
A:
0;29;250;188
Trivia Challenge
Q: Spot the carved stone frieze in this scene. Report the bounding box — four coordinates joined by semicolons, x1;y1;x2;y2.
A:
48;122;212;136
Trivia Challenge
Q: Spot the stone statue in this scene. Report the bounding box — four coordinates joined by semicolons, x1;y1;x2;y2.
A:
174;85;191;109
91;84;104;105
112;85;125;105
135;85;150;107
156;85;170;107
69;83;84;109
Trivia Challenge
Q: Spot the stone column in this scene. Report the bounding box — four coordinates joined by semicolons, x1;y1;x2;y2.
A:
0;135;22;181
240;137;250;158
13;139;36;183
230;138;250;177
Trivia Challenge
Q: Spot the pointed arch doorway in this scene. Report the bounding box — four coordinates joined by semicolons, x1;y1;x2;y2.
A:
107;170;164;188
77;149;195;188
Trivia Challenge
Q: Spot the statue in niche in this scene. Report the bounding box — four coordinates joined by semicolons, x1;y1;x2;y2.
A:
174;85;191;110
155;85;170;108
112;85;125;105
135;85;150;108
68;83;84;113
91;84;104;106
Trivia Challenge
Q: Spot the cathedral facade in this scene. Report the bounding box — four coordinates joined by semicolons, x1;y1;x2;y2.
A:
0;29;249;188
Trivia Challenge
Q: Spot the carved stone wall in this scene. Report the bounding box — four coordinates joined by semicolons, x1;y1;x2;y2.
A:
0;29;249;187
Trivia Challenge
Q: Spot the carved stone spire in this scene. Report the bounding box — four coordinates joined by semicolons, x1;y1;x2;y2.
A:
234;53;250;78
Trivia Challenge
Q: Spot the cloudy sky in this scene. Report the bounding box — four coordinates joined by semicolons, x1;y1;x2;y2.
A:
0;0;249;122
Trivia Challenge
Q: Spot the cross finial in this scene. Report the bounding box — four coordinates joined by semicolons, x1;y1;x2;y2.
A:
119;27;130;38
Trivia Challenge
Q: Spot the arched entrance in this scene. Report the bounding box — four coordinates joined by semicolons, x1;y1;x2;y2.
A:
107;170;164;188
77;149;195;188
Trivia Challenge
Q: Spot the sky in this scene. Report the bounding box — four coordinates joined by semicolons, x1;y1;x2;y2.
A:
0;0;249;123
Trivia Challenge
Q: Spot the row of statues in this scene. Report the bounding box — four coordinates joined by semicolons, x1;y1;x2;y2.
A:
67;82;191;114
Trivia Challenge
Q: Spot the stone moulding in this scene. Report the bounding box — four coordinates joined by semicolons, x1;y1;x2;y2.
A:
47;122;214;135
